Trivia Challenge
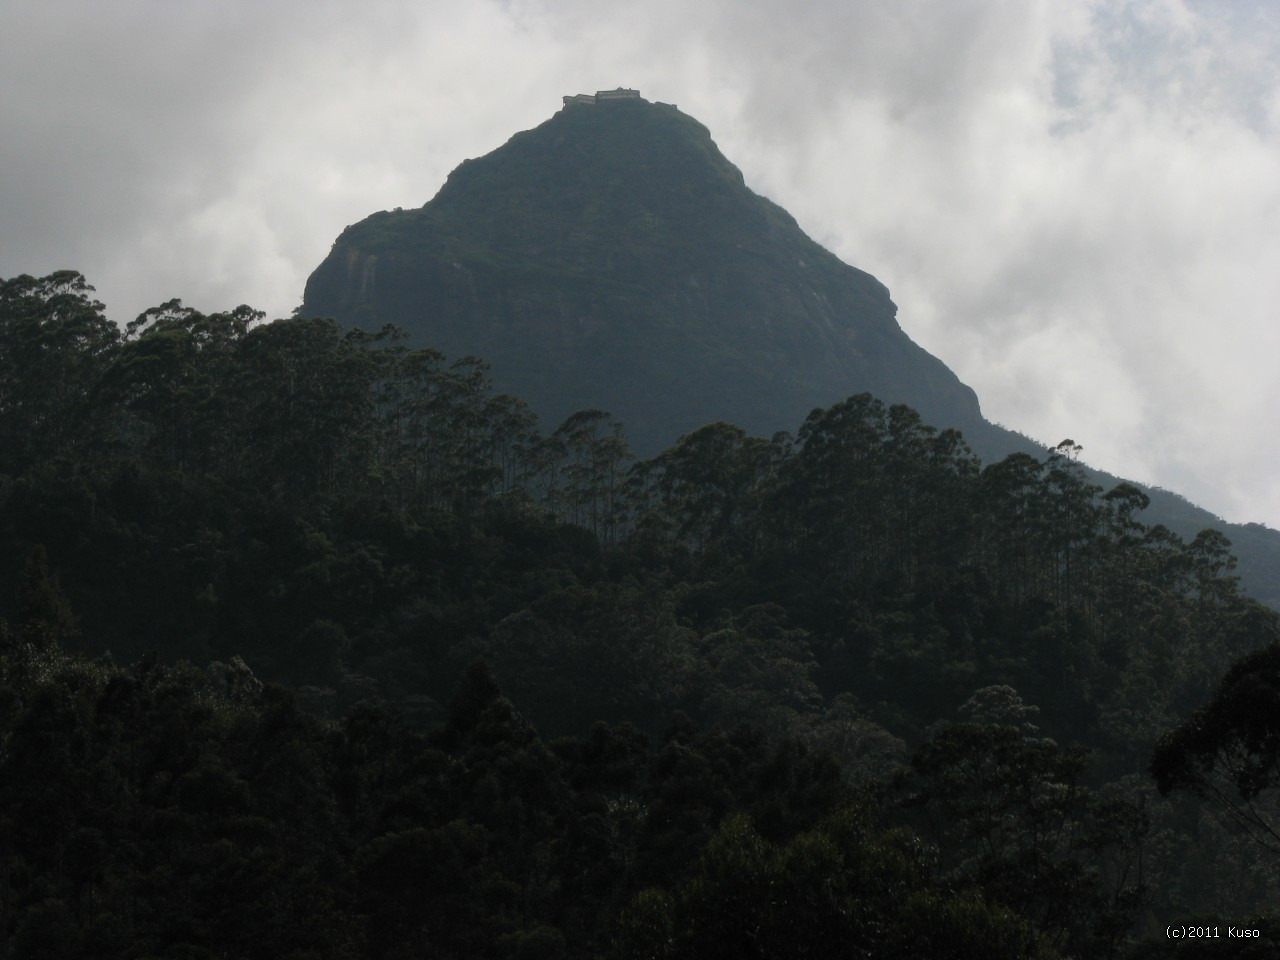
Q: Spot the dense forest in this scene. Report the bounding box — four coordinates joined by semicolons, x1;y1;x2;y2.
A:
2;270;1279;958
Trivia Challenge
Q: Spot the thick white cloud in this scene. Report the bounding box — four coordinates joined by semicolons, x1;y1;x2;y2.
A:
1;0;1277;528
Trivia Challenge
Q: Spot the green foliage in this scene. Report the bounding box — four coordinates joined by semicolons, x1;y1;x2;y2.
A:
903;687;1147;957
16;544;78;649
0;271;119;472
613;809;1055;960
1;269;1276;953
1153;641;1280;850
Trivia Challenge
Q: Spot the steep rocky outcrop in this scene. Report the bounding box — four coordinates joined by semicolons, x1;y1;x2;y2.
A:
302;94;1280;607
303;96;985;453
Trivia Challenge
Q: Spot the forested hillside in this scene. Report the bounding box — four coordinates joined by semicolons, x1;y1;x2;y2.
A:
301;95;1280;612
2;271;1279;957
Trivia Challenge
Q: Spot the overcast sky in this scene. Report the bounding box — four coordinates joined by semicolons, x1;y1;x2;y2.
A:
2;0;1277;529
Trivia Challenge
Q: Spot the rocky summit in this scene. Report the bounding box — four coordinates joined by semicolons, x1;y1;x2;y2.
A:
302;92;985;454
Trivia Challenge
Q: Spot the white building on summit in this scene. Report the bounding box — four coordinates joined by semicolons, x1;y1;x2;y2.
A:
562;87;641;106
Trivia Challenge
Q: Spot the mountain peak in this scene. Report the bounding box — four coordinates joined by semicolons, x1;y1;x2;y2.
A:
302;98;983;453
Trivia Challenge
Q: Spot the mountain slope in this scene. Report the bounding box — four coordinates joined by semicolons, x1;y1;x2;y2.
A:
302;93;1280;608
303;95;984;453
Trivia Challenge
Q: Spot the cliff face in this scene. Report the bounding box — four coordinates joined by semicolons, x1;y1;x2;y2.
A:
302;97;984;453
301;95;1280;608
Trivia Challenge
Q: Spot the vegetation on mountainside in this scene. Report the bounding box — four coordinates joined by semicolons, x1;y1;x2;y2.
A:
300;98;1280;610
2;271;1280;957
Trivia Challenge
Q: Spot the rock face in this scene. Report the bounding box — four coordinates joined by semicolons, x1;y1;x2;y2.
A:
302;95;986;453
301;94;1280;608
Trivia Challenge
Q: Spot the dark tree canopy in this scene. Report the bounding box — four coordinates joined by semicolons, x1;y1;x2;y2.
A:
0;270;1277;957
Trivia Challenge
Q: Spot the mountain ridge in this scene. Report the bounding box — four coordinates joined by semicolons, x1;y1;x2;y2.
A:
302;93;1280;608
303;95;986;451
